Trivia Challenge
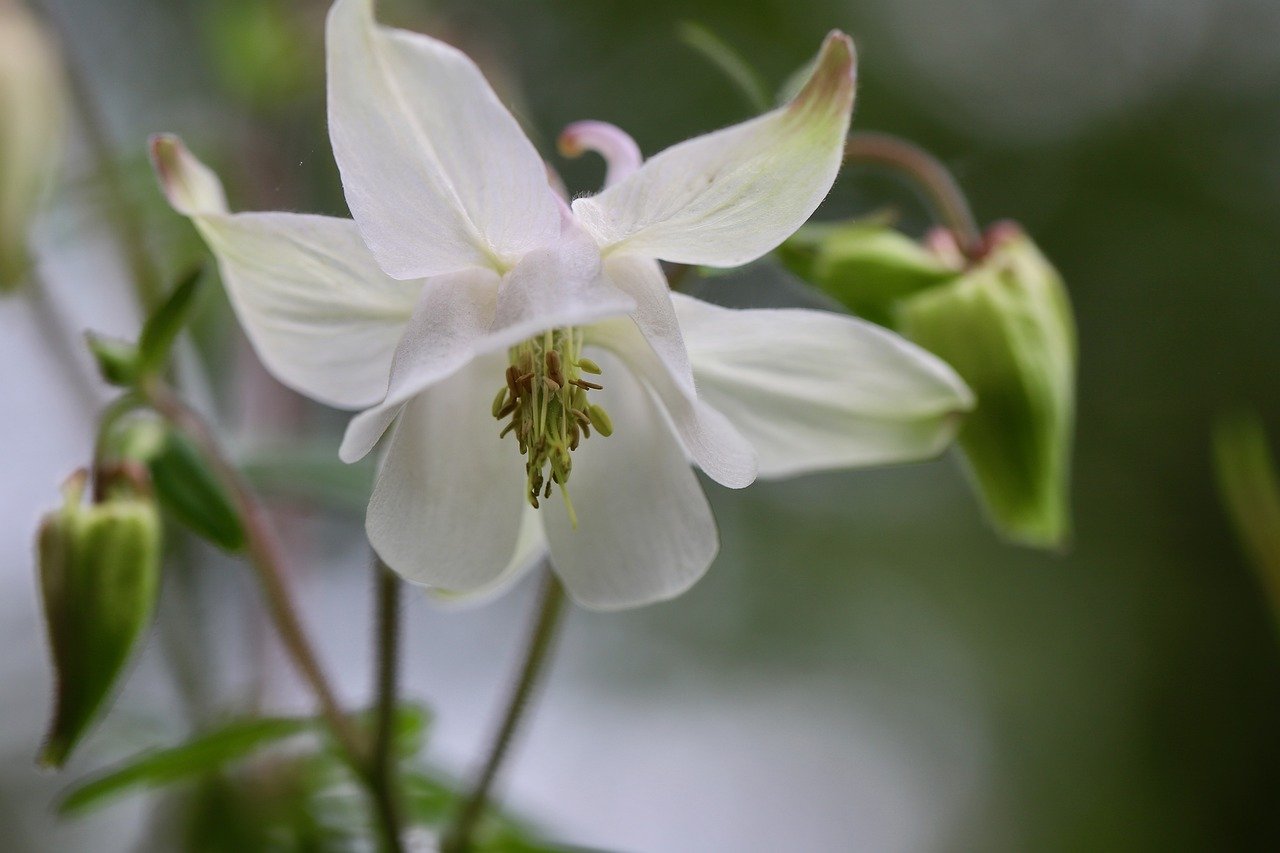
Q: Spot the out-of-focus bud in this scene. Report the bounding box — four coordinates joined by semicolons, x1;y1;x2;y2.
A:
0;0;66;290
899;223;1076;548
778;221;961;326
37;467;161;767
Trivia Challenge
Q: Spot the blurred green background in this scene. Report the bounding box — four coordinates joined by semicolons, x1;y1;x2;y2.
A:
4;0;1280;849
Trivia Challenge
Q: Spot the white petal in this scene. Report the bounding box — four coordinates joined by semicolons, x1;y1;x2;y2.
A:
150;134;228;215
585;256;756;488
340;225;635;462
149;135;418;409
429;505;547;607
673;293;975;477
542;352;718;611
571;31;855;267
366;355;528;590
326;0;559;279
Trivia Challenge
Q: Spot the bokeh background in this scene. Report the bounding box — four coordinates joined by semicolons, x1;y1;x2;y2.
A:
3;0;1280;849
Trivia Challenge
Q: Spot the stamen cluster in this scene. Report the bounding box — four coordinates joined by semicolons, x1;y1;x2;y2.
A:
493;328;613;525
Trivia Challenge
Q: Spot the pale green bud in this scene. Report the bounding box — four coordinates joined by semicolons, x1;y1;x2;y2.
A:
0;0;66;290
37;468;161;767
779;221;960;326
899;224;1076;548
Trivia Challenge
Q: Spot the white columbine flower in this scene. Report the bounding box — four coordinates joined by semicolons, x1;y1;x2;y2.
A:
150;0;973;610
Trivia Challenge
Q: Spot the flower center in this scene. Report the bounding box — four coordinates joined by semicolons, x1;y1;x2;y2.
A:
493;328;613;527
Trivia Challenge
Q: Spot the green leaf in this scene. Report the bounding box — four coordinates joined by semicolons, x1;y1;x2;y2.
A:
85;332;140;387
900;229;1076;548
1214;413;1280;628
148;428;245;551
390;701;432;758
676;21;769;113
38;474;162;768
137;266;204;376
779;222;960;327
58;716;316;816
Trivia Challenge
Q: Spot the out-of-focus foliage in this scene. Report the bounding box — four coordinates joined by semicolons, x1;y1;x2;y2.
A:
62;702;572;851
203;0;317;111
58;715;317;815
1215;413;1280;632
0;0;66;290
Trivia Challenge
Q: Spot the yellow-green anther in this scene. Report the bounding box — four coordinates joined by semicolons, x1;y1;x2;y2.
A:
494;327;610;518
587;404;613;437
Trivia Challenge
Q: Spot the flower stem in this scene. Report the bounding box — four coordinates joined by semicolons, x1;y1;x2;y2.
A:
844;132;983;259
369;559;405;853
140;382;367;764
443;567;567;852
30;0;163;309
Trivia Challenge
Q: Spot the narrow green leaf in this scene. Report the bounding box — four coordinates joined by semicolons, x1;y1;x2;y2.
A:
390;701;432;758
58;716;316;816
1214;413;1280;630
149;429;245;551
137;266;204;376
677;21;769;113
84;332;140;387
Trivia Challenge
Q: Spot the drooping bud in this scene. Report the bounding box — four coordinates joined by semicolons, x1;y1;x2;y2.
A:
0;0;67;290
899;224;1076;548
37;468;162;767
778;220;961;326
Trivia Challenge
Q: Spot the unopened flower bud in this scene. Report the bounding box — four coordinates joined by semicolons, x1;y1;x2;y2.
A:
779;221;960;327
899;224;1076;548
37;469;161;767
0;0;66;290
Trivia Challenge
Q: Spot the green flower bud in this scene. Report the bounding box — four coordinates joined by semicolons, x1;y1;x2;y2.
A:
779;221;960;327
899;224;1076;548
0;0;66;290
37;468;161;767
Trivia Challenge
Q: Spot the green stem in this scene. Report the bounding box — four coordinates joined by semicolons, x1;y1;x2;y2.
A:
443;568;567;852
844;132;984;259
141;380;366;765
24;265;102;408
368;559;405;853
30;0;163;309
